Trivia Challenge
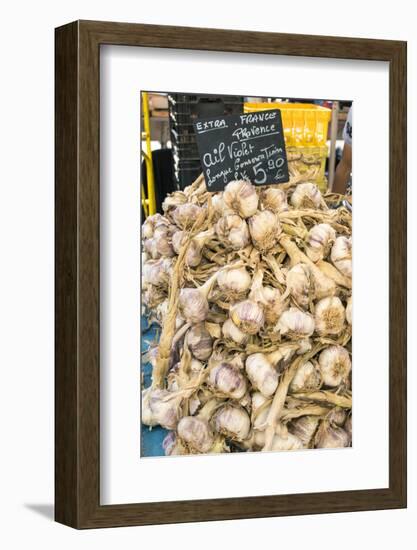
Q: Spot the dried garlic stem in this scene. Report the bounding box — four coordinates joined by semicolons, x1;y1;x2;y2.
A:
153;212;206;388
279;234;336;298
292;390;352;408
281;404;329;421
317;260;352;289
262;345;323;452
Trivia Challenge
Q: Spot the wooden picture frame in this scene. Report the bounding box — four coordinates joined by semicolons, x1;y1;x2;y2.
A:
55;20;407;529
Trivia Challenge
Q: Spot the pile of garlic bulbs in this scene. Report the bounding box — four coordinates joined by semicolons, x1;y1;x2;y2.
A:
141;175;352;455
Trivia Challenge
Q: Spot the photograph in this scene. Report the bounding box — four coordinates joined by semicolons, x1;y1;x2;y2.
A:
140;92;353;457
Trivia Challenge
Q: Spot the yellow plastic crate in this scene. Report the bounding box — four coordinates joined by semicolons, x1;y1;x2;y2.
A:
286;146;328;192
244;102;331;147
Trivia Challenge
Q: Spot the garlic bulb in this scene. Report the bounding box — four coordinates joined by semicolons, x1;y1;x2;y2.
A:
222;318;249;345
141;387;158;427
314;296;346;336
275;307;315;338
142;258;172;287
290;182;322;209
261;187;288;212
142;213;169;239
270;431;304;451
251;392;269;415
289;360;321;392
223;180;258;218
179;288;209;324
285;263;311;308
142;219;155;240
162;431;188;456
346;296;352;325
217;266;251;296
148;388;181;430
327;407;347;426
172;203;205;229
305;224;336;262
331;236;352;277
153;228;175;258
171;230;186;254
230;300;265;335
318;345;351;387
178;274;217;324
249;269;285;324
245;349;287;397
187;323;213;361
215;214;250;250
177;416;214;453
248;209;281;251
314;420;350;448
208;361;248;399
155;300;184;330
211;193;226;217
344;414;352;443
290;416;320;446
183;229;215;267
142;285;165;309
162;190;187;215
214;404;251;441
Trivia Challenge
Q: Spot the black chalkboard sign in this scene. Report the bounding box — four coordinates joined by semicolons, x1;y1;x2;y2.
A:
194;109;289;192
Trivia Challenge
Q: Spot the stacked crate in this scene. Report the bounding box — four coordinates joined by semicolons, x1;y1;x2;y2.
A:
168;94;243;189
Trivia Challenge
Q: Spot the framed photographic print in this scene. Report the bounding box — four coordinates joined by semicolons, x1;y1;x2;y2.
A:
55;20;407;528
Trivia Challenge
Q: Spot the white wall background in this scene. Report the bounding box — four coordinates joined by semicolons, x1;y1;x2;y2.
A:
0;1;414;548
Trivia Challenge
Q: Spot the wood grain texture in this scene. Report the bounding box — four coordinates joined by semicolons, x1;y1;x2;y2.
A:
55;20;407;529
